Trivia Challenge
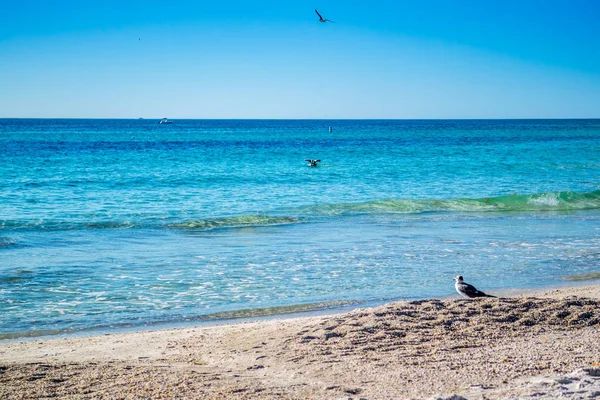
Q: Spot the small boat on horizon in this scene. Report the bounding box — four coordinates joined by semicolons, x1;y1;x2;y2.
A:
158;118;172;124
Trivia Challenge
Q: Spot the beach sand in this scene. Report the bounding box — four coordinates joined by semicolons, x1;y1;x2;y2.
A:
1;285;600;399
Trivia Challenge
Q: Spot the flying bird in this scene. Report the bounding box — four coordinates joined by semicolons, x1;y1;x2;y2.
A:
315;9;334;23
454;276;497;299
305;159;321;167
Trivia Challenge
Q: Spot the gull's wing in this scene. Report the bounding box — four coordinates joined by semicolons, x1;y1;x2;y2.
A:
315;9;323;19
305;159;311;162
458;282;481;297
316;160;321;162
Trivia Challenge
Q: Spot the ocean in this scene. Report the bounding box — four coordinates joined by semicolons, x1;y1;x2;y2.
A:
1;118;600;340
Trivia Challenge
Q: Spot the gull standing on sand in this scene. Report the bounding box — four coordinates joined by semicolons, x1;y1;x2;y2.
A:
454;276;497;298
315;9;334;23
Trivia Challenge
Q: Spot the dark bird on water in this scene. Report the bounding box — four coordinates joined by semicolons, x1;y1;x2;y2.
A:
454;275;497;298
315;9;334;23
305;159;321;167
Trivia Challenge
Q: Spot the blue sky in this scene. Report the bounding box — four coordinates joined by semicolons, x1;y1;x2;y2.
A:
1;0;599;118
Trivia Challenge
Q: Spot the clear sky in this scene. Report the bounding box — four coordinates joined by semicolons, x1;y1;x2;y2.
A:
1;0;599;118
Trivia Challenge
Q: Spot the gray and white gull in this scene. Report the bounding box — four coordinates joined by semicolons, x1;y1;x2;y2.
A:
454;275;497;299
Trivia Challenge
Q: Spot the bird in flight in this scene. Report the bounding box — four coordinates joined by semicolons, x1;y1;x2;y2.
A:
315;9;334;23
305;159;321;167
454;276;497;299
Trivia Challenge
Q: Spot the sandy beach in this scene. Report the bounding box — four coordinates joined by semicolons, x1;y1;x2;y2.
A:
1;285;600;399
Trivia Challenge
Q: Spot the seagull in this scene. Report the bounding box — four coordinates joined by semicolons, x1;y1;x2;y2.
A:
454;276;497;299
305;159;321;167
315;9;334;23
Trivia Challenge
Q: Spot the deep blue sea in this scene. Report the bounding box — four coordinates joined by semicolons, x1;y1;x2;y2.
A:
1;119;600;339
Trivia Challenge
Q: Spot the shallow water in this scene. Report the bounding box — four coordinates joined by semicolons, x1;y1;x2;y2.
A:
1;119;600;338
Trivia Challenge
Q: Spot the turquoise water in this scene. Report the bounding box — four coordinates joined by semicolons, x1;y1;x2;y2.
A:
1;119;600;339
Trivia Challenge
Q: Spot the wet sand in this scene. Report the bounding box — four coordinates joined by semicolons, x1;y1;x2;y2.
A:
1;285;600;399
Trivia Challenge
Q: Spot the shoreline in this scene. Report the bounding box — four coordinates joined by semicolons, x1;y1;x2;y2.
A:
1;284;600;399
3;279;598;344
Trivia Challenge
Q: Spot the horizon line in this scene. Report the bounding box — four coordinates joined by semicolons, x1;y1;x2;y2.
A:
1;117;599;121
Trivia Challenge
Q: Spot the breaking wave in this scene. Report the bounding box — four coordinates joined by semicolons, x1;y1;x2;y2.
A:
1;190;599;232
303;190;600;215
168;215;299;230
